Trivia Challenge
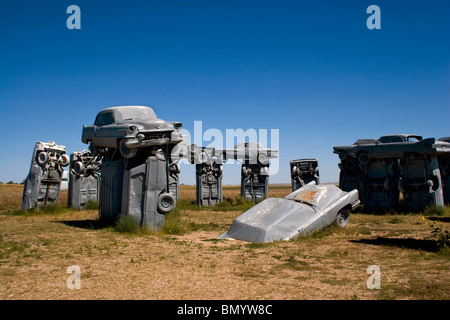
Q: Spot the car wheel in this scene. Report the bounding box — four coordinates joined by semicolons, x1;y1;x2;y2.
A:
242;166;248;177
157;192;176;214
89;143;99;156
357;152;370;165
291;165;298;176
196;150;210;164
258;153;269;165
338;151;348;161
60;154;70;167
119;139;138;158
169;163;181;174
36;151;49;166
336;208;349;228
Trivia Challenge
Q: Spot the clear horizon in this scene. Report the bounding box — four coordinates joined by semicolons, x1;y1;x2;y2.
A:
1;0;449;185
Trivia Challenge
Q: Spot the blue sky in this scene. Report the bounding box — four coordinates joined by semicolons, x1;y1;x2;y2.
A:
0;0;449;185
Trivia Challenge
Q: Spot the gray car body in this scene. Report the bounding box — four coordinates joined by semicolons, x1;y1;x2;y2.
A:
219;182;360;243
333;134;448;161
82;106;183;151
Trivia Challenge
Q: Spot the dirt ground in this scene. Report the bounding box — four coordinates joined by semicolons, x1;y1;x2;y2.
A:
0;184;449;300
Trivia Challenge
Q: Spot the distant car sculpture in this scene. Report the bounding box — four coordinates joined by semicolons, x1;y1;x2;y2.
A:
188;145;224;206
81;106;185;230
22;141;69;210
219;142;278;202
290;158;319;191
68;150;102;209
333;134;450;211
186;142;279;205
219;182;360;243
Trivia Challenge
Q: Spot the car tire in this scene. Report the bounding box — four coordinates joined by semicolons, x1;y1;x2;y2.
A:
242;166;248;177
338;151;348;161
336;208;349;228
36;151;49;166
357;152;370;165
89;143;99;156
60;154;70;167
73;161;85;175
119;139;138;158
157;192;176;214
196;150;210;164
258;153;269;165
170;163;181;174
291;165;298;177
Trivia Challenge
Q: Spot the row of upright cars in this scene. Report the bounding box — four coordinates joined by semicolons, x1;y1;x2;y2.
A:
333;134;450;211
21;105;449;243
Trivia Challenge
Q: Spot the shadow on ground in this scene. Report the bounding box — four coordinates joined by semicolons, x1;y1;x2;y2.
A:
350;237;438;252
56;219;113;230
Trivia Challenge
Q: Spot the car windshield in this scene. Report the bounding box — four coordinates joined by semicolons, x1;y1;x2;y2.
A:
115;107;156;121
94;112;115;126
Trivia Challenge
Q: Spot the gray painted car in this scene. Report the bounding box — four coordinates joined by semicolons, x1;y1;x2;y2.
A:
219;182;360;243
82;106;184;158
22;141;69;210
333;134;428;163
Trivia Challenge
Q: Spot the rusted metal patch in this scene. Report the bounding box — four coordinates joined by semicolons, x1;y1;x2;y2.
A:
294;190;318;205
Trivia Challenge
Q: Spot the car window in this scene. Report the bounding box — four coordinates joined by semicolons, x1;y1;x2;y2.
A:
116;107;156;121
379;136;403;143
94;112;115;126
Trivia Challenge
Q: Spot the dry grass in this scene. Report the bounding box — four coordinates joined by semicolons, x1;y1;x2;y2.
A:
0;184;449;300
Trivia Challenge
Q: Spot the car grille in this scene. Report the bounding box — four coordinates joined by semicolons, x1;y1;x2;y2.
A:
143;131;172;140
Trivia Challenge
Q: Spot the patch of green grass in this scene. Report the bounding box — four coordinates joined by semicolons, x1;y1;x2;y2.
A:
83;201;99;211
245;242;274;249
210;197;255;212
170;198;255;213
113;215;152;235
161;208;188;235
3;203;74;216
388;217;403;224
423;204;447;217
0;236;29;260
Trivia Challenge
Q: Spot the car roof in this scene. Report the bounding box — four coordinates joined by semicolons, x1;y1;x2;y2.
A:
96;106;157;120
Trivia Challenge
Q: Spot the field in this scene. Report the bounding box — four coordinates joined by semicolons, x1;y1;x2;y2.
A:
0;183;449;300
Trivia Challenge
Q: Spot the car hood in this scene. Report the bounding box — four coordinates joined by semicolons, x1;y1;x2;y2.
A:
218;197;317;243
284;183;344;210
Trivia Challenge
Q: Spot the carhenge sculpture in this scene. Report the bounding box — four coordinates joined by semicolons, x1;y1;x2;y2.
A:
189;142;279;205
22;141;70;210
68;150;102;209
230;142;278;202
188;145;224;206
82;106;185;230
333;134;450;211
290;158;319;192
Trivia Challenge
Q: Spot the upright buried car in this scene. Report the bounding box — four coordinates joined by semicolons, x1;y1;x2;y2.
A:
81;105;185;230
22;141;70;210
82;105;183;158
219;182;360;243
